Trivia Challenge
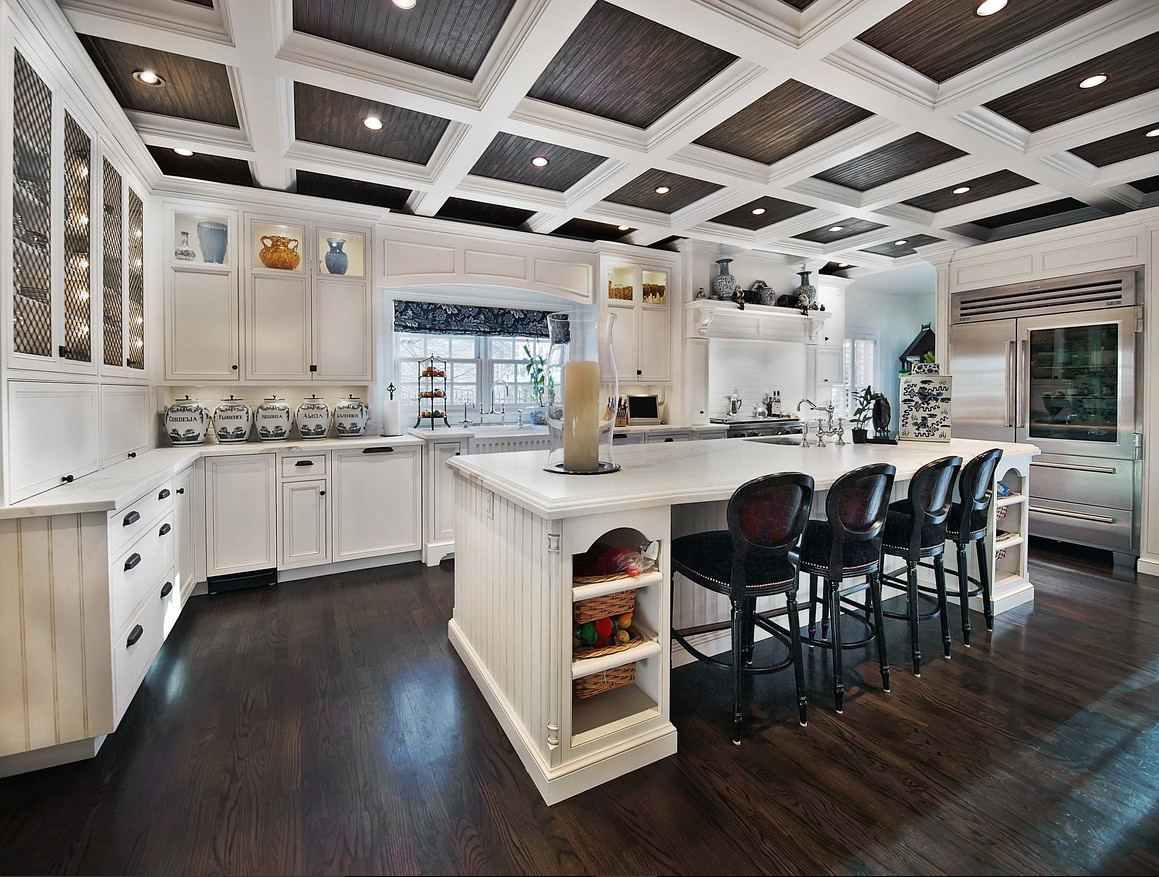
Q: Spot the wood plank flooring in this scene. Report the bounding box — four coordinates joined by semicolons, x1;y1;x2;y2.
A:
1;541;1157;875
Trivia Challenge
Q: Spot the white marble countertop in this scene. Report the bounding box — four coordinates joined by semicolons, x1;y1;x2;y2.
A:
406;423;725;441
448;437;1040;520
0;434;423;520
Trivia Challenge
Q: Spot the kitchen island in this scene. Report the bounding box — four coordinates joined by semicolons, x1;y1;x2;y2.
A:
447;437;1038;804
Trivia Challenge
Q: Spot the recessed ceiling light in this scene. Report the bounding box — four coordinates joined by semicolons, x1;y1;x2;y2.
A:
617;225;631;231
975;0;1007;16
392;0;417;8
1079;74;1108;89
828;225;844;232
1146;128;1159;138
838;263;851;268
132;69;164;86
952;186;971;194
894;240;908;246
363;116;383;130
530;155;549;168
751;207;766;215
654;185;670;195
173;148;194;157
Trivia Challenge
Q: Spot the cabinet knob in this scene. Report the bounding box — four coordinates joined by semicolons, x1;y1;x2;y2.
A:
62;475;74;483
231;365;238;371
309;365;318;373
176;488;185;495
58;345;71;357
636;369;642;376
160;581;173;598
126;624;143;648
319;490;326;496
128;452;137;459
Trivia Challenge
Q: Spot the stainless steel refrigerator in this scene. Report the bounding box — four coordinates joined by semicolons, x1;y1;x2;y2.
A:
949;269;1142;567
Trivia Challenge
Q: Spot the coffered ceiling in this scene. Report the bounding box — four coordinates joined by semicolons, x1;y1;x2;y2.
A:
62;0;1159;271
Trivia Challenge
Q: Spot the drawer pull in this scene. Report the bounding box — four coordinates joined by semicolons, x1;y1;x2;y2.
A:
158;523;172;536
1030;461;1117;475
160;581;173;598
124;553;142;571
123;511;140;527
362;447;394;454
295;459;314;466
1030;505;1116;525
664;437;674;442
158;488;171;500
126;625;143;647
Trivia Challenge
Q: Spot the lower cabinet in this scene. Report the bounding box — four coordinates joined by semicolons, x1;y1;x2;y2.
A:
173;465;196;599
279;479;330;569
332;445;421;561
204;454;277;577
422;439;463;565
100;384;150;468
5;381;101;503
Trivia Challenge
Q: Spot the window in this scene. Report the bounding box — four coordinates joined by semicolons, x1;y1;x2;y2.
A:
842;330;879;416
396;332;549;425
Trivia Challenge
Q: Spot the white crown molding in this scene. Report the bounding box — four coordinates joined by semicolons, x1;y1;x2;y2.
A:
823;42;938;112
127;111;253;158
1026;91;1159;158
454;175;568;213
953;107;1028;153
1095;153;1159;189
283;141;435;189
987;206;1111;242
859;155;995;212
58;0;233;52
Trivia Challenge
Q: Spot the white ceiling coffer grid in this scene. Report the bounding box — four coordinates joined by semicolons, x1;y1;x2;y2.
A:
58;0;1159;270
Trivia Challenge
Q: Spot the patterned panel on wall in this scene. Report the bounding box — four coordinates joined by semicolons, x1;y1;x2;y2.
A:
63;113;93;364
12;52;53;358
126;190;145;370
102;160;123;368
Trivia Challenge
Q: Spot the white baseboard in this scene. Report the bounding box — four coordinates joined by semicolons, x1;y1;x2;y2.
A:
278;550;423;582
1138;558;1159;579
0;735;106;778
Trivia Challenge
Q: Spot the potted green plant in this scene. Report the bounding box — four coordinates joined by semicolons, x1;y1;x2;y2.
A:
523;344;554;425
850;385;885;444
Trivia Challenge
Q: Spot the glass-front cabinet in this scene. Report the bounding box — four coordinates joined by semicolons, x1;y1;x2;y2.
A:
600;257;671;383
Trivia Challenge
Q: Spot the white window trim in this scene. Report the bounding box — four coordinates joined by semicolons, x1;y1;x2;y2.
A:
843;326;881;418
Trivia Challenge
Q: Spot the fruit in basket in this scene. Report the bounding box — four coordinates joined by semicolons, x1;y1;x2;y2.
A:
580;622;597;646
615;629;631;645
573;543;641;578
618;612;633;630
572;636;582;650
595;617;613;639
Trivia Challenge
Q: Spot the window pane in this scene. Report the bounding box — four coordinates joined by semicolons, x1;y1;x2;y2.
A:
491;338;514;358
451;337;475;358
397;335;424;358
400;360;420;382
451;385;477;405
426;336;450;357
515;384;537;404
494;362;515;383
453;362;476;383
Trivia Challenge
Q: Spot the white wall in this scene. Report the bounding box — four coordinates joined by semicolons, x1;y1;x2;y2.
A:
707;340;807;420
692;250;803;302
846;263;937;425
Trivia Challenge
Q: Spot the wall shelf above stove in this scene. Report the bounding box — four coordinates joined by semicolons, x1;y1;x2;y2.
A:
684;299;830;343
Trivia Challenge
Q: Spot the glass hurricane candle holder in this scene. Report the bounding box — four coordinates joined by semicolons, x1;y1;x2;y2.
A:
543;312;620;475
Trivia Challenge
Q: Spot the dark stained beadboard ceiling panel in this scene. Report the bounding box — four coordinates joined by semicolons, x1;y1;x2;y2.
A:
859;234;941;258
527;1;736;129
183;0;213;6
694;80;872;166
985;32;1159;132
819;261;855;275
902;170;1037;212
792;217;886;244
291;0;515;81
148;146;253;186
711;196;813;230
550;218;632;242
294;82;450;164
605;169;723;213
470;133;605;191
79;35;238;127
435;197;533;230
813;133;966;192
858;0;1116;84
1070;124;1159;168
779;0;816;9
1133;175;1159;194
296;170;411;210
973;197;1090;229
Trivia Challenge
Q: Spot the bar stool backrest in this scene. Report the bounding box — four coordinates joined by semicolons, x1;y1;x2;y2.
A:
900;455;962;557
955;449;1004;541
727;472;814;596
823;463;896;581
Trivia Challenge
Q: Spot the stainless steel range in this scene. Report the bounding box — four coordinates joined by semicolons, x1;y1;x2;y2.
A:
711;416;805;443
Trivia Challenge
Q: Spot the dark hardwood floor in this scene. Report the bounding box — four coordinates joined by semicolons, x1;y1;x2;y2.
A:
2;542;1157;875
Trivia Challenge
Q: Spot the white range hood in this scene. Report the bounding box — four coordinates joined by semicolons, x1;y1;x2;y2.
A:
684;299;831;343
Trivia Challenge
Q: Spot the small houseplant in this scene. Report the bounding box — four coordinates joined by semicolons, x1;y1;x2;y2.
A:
850;385;885;444
523;344;554;425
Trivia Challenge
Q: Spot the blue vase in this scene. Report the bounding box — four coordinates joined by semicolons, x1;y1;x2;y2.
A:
196;221;228;264
324;237;348;275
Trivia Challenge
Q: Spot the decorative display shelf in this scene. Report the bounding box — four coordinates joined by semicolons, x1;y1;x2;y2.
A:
571;569;664;603
572;684;660;744
571;632;662;681
997;493;1024;508
684;299;831;342
995;532;1024;549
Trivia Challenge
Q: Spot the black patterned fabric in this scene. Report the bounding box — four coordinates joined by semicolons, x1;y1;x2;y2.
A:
672;531;797;597
948;502;988;536
798;520;882;575
393;300;550;337
883;501;950;556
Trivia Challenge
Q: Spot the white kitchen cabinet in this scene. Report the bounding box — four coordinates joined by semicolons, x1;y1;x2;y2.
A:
173;465;196;600
420;439;463;565
814;282;846;349
332;445;421;561
638;306;671;382
602;258;672;383
279;479;330;569
645;430;691;443
167;269;238;380
610;303;638;382
246;273;311;381
313;278;372;381
815;346;844;400
99;384;149;467
5;381;101;503
100;164;148;380
204;454;277;577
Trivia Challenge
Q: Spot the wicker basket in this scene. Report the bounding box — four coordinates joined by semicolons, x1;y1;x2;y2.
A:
574;664;636;699
573;589;635;624
573;628;644;661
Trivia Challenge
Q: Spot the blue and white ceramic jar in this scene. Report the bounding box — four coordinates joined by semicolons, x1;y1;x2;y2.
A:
334;394;370;437
295;395;331;440
164;396;209;446
212;395;252;444
255;397;292;442
324;237;349;275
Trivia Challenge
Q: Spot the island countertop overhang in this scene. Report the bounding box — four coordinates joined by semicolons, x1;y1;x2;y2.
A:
447;437;1041;520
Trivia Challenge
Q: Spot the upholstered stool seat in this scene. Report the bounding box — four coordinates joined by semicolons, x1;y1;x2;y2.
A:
673;531;798;597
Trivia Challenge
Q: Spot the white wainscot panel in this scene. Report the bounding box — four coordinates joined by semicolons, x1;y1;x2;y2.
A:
1040;231;1139;274
535;258;593;301
953;254;1035;289
464;249;528;281
385;241;456;277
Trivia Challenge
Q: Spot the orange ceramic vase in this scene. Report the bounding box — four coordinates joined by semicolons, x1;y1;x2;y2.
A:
259;235;300;270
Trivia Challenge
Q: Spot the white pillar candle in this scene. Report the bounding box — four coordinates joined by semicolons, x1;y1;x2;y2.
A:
563;360;600;471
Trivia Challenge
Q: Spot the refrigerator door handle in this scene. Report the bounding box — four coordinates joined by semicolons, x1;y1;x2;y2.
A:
1016;338;1028;429
1004;340;1015;428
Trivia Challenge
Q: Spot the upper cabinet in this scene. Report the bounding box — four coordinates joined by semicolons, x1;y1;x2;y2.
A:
601;256;671;383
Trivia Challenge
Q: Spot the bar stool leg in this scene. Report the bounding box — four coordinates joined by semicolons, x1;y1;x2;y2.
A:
820;580;831;639
743;597;757;667
807;574;818;639
976;539;994;631
830;581;844;714
731;600;744;744
906;561;922;677
956;543;972;647
787;591;808;727
934;553;951;659
869;573;890;692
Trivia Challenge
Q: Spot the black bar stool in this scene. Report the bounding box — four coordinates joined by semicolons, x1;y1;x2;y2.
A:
799;463;895;714
880;455;963;676
948;449;1004;645
671;472;814;743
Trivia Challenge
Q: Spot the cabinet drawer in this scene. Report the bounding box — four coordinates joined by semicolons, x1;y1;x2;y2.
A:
612;432;645;445
108;479;175;556
1029;455;1134;510
113;583;165;721
646;431;691;443
110;517;176;636
280;453;328;479
1029;497;1134;552
160;566;181;640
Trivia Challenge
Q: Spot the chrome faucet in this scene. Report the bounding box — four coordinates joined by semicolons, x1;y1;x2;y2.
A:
797;398;845;447
485;380;509;423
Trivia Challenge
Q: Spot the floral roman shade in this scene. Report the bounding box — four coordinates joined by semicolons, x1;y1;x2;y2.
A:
393;301;550;338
